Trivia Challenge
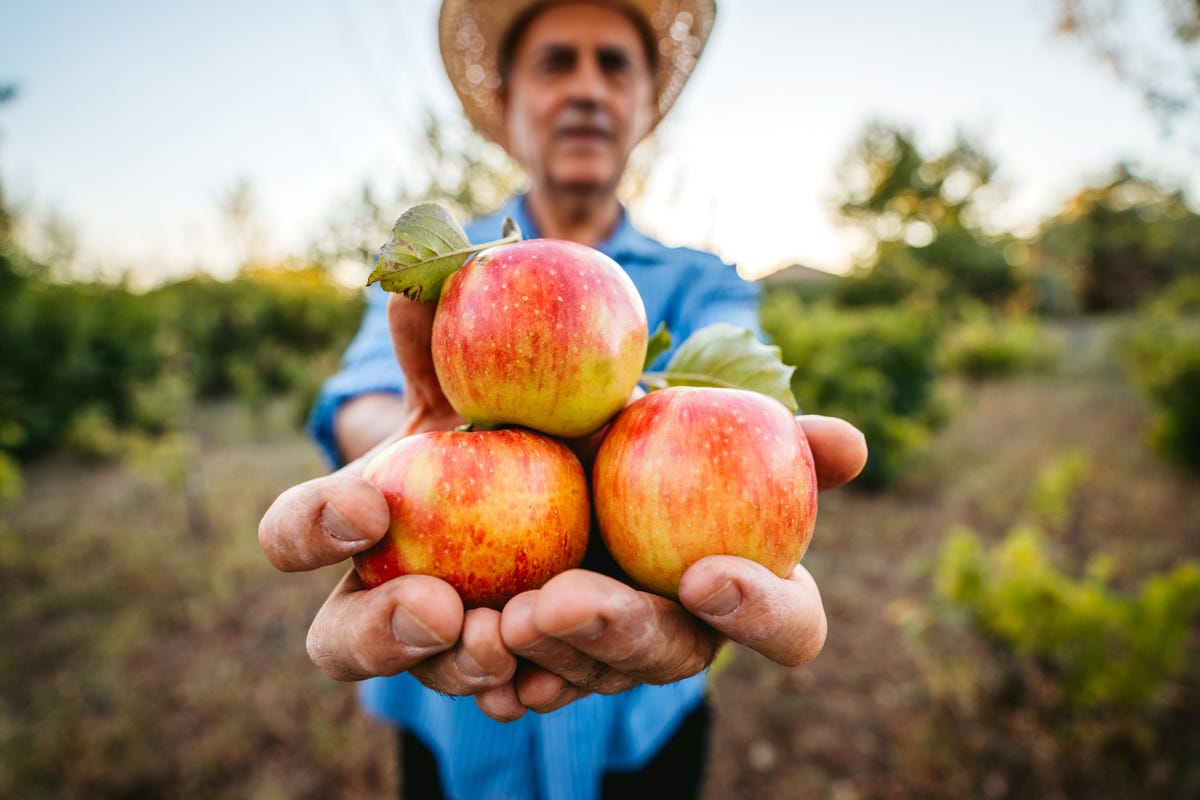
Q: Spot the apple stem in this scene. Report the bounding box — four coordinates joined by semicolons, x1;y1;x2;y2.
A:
452;229;523;268
639;371;750;392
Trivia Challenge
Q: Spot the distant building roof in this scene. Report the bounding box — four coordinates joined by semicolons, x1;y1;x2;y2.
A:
757;263;839;285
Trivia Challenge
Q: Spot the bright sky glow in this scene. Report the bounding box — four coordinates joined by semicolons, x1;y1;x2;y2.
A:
1;0;1195;283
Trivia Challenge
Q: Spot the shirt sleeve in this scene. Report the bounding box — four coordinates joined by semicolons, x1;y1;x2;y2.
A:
306;285;405;469
663;249;764;359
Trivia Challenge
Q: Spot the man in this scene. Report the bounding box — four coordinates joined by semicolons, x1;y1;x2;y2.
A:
258;1;867;798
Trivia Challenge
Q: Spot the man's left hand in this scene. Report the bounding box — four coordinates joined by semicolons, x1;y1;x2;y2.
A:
473;414;866;722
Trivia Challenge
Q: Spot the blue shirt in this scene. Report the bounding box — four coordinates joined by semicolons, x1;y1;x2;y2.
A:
308;195;761;800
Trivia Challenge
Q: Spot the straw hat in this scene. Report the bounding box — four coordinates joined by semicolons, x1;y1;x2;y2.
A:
438;0;717;148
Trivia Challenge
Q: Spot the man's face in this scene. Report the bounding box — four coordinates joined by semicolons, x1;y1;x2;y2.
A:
502;3;656;196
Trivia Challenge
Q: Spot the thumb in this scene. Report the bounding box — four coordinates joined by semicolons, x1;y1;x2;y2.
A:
679;555;827;667
388;293;461;432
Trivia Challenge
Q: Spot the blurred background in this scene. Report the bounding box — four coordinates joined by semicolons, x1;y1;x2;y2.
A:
1;1;1198;797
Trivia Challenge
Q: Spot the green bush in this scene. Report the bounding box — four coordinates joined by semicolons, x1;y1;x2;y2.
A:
1122;295;1200;473
1025;449;1091;531
761;291;946;489
0;451;20;508
933;527;1200;709
0;265;167;459
1150;274;1200;315
938;307;1060;379
891;453;1200;798
0;257;362;462
148;263;363;403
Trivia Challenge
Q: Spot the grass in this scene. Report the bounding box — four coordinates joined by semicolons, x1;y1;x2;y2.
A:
1;318;1198;798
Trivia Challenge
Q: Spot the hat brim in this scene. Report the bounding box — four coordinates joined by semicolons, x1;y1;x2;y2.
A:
438;0;716;149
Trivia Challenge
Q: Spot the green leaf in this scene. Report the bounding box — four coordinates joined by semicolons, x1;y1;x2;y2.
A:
643;323;799;412
643;322;671;370
367;203;521;302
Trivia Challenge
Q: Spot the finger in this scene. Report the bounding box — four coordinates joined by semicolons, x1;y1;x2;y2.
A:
259;473;390;572
387;293;465;436
388;292;437;383
409;607;518;696
306;570;464;681
678;555;827;667
799;415;868;490
514;666;590;713
474;682;527;723
508;570;721;687
501;590;636;695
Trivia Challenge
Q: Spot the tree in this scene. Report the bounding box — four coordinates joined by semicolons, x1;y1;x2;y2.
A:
1033;164;1200;311
0;83;18;246
1056;0;1200;145
830;122;1023;308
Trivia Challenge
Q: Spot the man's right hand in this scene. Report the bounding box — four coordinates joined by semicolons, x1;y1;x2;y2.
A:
258;295;519;700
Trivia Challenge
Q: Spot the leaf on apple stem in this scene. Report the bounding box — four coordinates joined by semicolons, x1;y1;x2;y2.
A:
367;202;522;302
643;321;671;370
641;323;799;412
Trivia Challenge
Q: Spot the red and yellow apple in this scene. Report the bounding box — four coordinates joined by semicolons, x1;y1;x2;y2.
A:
355;427;591;610
592;386;818;598
431;238;648;439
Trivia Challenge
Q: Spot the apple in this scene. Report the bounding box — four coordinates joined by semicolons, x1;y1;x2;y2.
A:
431;238;648;439
355;427;591;610
591;386;818;598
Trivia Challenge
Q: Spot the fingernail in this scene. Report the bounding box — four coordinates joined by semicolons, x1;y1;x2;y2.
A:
695;580;741;617
322;503;366;543
562;617;606;641
454;648;491;678
391;607;445;648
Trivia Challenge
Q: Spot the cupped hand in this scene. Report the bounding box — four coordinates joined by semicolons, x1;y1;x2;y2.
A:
258;295;518;699
260;289;869;723
487;414;867;719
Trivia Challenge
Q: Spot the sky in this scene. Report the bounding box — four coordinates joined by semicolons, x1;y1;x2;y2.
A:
1;0;1196;284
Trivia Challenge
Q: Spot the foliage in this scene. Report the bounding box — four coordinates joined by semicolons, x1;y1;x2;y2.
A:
148;263;363;404
938;306;1061;379
1150;273;1200;315
1025;448;1092;531
0;254;362;462
891;451;1200;798
830;122;1029;309
933;527;1200;709
1033;165;1200;312
1121;281;1200;471
0;253;167;460
0;451;20;510
760;290;946;489
1055;0;1200;142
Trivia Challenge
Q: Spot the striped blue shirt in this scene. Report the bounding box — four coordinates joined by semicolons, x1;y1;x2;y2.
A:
308;195;761;799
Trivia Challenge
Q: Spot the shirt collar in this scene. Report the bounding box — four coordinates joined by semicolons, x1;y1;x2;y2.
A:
498;194;664;264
